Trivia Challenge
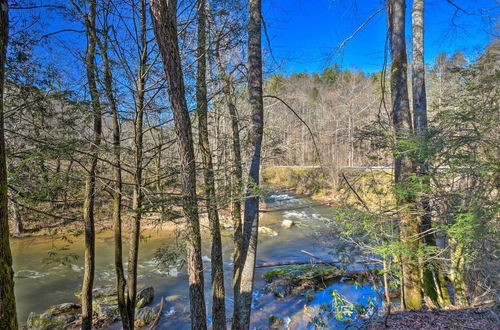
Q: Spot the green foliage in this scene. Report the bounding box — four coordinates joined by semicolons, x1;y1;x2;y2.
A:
320;65;340;84
154;243;186;271
263;264;340;284
312;290;379;328
267;74;286;93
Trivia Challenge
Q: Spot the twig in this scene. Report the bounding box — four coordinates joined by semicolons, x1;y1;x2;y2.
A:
341;172;370;212
338;7;385;50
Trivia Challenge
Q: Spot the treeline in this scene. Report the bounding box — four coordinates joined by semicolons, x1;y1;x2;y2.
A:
261;50;476;168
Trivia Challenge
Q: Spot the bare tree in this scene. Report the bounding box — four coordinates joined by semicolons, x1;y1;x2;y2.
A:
0;0;18;327
411;0;450;307
95;1;130;327
387;0;422;310
150;0;207;328
74;0;103;326
196;0;226;327
127;1;149;327
233;0;264;328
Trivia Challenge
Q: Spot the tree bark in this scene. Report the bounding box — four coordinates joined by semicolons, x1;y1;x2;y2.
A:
196;1;226;328
8;194;23;236
387;0;422;311
411;0;450;307
150;1;207;329
0;1;18;327
81;0;102;327
127;1;148;327
214;51;243;316
96;11;131;328
233;0;264;328
450;240;468;306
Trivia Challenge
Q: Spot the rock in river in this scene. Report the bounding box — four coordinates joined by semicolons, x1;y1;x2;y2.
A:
136;286;154;309
27;303;80;330
135;304;160;327
258;226;278;236
269;315;284;328
281;219;294;229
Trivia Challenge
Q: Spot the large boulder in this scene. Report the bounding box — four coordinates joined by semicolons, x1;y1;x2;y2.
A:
136;286;154;309
75;285;155;321
94;303;120;320
27;303;81;330
45;303;80;315
135;304;160;327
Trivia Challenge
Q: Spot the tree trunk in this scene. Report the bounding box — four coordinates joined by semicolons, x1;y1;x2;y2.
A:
0;1;18;327
156;137;166;223
387;0;422;311
450;240;468;306
8;194;23;236
214;51;243;316
150;1;207;329
127;1;148;327
96;15;130;329
196;1;226;328
81;0;102;327
228;100;243;309
411;0;450;307
233;0;264;328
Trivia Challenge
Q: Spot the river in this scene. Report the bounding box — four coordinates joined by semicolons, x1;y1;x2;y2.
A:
11;191;381;328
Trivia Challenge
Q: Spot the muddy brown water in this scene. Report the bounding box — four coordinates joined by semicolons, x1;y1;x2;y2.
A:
11;192;381;328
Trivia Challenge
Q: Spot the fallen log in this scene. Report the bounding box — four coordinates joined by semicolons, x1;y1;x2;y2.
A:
146;297;164;330
255;259;375;268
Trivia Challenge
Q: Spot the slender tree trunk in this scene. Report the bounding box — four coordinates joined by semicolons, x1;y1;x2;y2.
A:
150;1;207;329
411;0;450;307
196;1;226;327
215;52;243;315
127;1;148;327
233;0;264;328
96;14;131;329
0;1;18;327
387;0;422;311
8;193;23;236
81;0;102;327
228;100;243;311
156;137;166;223
450;240;468;306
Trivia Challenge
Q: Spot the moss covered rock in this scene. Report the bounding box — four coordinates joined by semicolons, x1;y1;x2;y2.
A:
263;264;341;284
268;315;284;328
135;305;160;327
26;303;80;330
136;286;154;310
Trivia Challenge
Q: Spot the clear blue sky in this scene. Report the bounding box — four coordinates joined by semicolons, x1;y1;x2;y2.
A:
263;0;498;75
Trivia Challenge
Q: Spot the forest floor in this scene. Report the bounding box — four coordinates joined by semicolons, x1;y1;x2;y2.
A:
369;304;499;329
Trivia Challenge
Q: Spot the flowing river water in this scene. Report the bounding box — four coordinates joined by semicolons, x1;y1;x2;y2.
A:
11;191;381;329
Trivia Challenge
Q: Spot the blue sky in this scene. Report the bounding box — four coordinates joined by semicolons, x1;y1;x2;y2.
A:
263;0;498;74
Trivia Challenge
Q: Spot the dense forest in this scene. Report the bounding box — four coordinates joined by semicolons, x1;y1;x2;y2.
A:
0;0;498;329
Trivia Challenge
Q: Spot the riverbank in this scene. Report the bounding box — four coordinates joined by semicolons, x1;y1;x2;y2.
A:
262;167;395;209
370;303;499;329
